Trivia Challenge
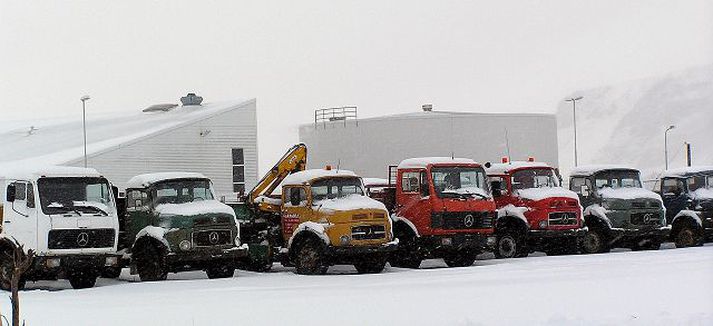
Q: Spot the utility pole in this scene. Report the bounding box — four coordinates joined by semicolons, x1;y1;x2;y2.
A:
664;125;675;170
565;96;583;166
80;95;91;167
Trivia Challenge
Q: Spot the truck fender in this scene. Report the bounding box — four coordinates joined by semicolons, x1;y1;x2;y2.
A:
496;205;530;234
582;204;613;229
671;210;702;227
495;215;529;236
132;226;172;253
390;215;419;238
287;221;330;250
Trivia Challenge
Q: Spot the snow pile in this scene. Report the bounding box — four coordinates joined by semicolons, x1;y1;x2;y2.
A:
397;157;477;169
497;204;529;224
692;188;713;200
315;194;388;212
485;161;551;175
598;187;662;201
661;166;713;178
282;169;357;186
557;65;713;180
125;172;207;189
155;200;237;218
516;187;579;201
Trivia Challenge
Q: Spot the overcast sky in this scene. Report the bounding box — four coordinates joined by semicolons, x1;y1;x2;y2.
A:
1;1;711;170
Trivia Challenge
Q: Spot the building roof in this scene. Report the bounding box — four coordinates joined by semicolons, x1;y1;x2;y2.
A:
359;110;554;122
661;166;713;178
485;161;552;175
397;157;478;169
0;99;253;171
569;165;638;177
125;172;209;189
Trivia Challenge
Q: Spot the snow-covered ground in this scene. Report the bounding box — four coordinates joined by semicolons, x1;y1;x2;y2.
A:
4;244;711;326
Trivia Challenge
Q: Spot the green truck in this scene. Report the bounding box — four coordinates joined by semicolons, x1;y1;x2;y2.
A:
568;166;669;253
121;172;247;281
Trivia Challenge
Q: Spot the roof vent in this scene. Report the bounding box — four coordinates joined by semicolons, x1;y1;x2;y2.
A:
142;103;178;113
422;104;433;112
180;93;203;106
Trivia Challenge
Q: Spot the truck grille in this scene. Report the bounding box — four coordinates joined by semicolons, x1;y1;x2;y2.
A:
48;229;115;249
193;230;232;247
548;212;578;225
351;225;386;240
630;212;661;226
431;211;494;230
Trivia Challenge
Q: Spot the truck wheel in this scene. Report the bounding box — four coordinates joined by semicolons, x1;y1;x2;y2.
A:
68;271;98;289
354;254;387;274
136;244;168;281
494;233;527;259
674;226;702;248
101;267;122;279
581;228;610;254
389;229;422;269
206;264;235;279
443;250;477;267
294;239;328;275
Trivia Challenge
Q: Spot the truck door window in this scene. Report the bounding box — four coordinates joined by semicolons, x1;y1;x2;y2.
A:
127;190;148;208
662;178;684;196
26;183;35;208
401;172;420;193
419;171;429;197
286;187;307;207
570;178;585;193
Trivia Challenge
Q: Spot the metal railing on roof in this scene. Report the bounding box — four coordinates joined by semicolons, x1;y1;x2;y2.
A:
314;106;358;129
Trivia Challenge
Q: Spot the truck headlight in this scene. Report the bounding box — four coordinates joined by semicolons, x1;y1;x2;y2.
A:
105;256;118;266
46;258;61;268
538;220;548;229
179;240;192;251
340;235;350;245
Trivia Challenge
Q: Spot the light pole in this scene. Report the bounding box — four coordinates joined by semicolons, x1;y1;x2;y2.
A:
565;96;583;166
664;125;675;170
80;95;91;167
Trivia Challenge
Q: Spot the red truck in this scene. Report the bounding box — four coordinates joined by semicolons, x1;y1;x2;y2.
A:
485;159;585;258
368;157;497;268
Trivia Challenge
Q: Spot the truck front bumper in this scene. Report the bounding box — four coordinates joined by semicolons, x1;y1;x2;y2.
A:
31;253;121;279
325;241;398;264
163;245;249;272
527;227;586;252
610;226;671;244
422;234;497;255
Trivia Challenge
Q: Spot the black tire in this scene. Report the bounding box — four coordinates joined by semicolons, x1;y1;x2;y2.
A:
354;254;387;274
674;225;702;248
389;228;422;269
494;232;527;259
581;228;610;254
68;271;98;289
443;250;477;267
545;238;579;256
0;249;25;291
135;244;168;281
294;239;328;275
206;264;235;279
101;267;122;279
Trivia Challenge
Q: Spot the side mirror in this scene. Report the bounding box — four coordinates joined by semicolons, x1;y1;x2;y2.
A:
6;184;15;202
580;185;590;197
490;181;502;197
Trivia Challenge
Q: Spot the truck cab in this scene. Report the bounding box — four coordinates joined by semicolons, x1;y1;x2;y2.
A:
569;166;669;253
123;172;247;281
486;160;585;258
373;157;496;268
0;166;121;289
273;168;396;275
656;166;713;247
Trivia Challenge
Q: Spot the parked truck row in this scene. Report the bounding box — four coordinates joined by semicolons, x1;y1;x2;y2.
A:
1;144;710;289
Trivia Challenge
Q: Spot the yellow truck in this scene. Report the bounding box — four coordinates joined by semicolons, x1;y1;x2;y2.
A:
232;144;397;274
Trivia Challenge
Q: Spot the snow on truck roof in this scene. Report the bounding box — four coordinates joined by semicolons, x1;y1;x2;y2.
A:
0;165;102;180
397;157;478;169
126;172;208;189
661;166;713;178
569;165;638;176
282;169;358;186
485;161;552;175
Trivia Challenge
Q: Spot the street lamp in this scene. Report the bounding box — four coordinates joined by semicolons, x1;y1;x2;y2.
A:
664;125;675;170
565;96;584;166
80;95;91;168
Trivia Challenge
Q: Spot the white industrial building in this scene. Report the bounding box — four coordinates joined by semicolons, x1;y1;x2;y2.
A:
0;97;258;198
300;106;558;179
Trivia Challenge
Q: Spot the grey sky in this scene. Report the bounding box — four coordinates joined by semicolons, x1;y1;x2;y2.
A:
1;1;711;171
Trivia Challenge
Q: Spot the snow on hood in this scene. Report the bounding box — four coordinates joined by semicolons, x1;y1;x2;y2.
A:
442;186;490;198
598;187;662;201
692;188;713;200
516;187;579;201
315;194;387;212
155;200;236;218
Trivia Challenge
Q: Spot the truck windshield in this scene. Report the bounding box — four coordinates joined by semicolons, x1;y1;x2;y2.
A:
152;179;214;205
688;174;712;192
511;168;560;190
38;177;115;216
311;177;364;201
593;171;641;189
432;167;489;199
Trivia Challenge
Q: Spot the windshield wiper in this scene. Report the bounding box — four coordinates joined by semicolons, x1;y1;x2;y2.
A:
72;203;108;216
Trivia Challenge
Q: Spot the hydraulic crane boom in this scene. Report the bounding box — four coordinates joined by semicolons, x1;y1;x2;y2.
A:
247;143;307;213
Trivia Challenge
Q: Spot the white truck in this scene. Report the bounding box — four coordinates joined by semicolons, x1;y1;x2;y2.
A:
0;166;121;289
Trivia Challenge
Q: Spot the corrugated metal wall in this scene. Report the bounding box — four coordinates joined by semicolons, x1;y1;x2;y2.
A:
300;112;558;179
65;100;258;197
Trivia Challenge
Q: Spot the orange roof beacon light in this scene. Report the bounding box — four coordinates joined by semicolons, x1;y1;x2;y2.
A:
325;165;332;171
501;157;509;164
528;157;535;162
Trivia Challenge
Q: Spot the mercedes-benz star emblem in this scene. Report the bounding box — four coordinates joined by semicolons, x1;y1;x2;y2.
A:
464;214;475;228
208;231;220;245
562;215;570;224
76;232;90;247
643;213;654;224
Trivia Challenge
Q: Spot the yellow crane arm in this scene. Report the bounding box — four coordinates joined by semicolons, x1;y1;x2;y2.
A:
247;143;307;212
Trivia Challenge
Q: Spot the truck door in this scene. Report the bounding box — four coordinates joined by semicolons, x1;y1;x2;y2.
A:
281;186;310;240
125;189;150;248
397;170;431;233
4;181;38;250
661;178;687;223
